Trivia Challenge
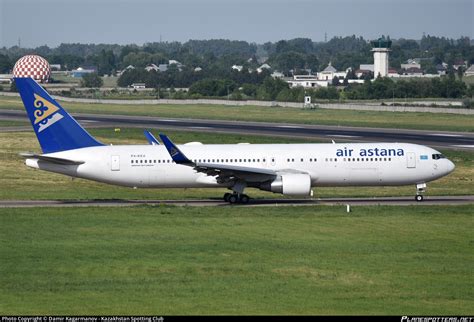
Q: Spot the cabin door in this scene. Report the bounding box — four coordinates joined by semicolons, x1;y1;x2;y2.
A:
111;155;120;171
406;152;416;168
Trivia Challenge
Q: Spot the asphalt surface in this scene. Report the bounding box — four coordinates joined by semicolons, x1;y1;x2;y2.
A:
1;109;473;150
0;195;473;208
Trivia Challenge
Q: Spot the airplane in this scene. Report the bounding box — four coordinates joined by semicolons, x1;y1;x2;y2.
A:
14;77;455;204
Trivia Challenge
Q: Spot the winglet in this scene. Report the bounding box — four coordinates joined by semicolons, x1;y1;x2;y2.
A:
144;130;160;145
159;134;193;165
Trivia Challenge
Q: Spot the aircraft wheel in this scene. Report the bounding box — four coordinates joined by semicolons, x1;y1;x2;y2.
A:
223;193;232;202
239;194;250;204
415;195;424;202
228;194;239;204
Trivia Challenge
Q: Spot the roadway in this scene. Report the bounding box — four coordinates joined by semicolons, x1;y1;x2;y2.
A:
0;109;473;150
0;196;473;208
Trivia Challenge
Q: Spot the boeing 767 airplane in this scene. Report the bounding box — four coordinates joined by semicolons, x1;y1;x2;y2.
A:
15;77;455;204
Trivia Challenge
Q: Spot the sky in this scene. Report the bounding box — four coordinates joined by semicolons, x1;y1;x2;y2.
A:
0;0;472;48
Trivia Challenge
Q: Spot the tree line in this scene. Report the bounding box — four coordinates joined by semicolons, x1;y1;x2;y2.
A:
0;35;472;76
157;76;472;102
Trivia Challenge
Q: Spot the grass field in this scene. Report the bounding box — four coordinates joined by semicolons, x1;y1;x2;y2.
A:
0;96;473;132
0;120;28;127
0;128;472;200
0;103;472;315
0;205;472;315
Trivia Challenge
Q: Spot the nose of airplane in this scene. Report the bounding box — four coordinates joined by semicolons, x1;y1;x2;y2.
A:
446;159;455;174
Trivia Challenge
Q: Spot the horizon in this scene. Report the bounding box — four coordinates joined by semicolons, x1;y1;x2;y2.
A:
1;0;472;48
1;34;473;50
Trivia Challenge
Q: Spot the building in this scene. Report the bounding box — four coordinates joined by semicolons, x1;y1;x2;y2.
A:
316;63;348;81
371;38;391;78
0;74;13;84
50;64;61;71
402;67;424;76
145;64;160;72
465;65;474;76
436;64;447;75
287;75;329;88
355;69;372;79
232;65;243;72
271;71;285;79
71;66;97;78
359;64;374;72
117;65;135;76
401;62;421;70
388;68;399;77
257;63;271;73
453;59;467;71
158;64;168;72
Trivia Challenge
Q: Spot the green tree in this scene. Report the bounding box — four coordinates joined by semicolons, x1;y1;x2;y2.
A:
81;73;103;88
0;54;12;73
457;66;465;80
96;50;116;76
257;77;289;100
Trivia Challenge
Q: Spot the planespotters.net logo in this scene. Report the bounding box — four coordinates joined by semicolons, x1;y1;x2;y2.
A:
402;317;473;322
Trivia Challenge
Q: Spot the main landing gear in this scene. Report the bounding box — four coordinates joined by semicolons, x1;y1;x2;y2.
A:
223;192;250;204
415;183;427;202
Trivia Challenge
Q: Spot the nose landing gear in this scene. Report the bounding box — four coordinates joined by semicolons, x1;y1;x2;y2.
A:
415;183;426;202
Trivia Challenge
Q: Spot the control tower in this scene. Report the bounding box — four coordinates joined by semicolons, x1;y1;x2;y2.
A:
371;38;392;78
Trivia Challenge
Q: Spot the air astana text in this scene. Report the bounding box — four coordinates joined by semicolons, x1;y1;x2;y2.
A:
336;147;405;157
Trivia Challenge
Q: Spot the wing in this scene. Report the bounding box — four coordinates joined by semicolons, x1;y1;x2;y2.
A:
159;133;278;184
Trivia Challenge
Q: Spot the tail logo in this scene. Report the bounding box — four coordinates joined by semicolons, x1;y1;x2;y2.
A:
33;94;64;132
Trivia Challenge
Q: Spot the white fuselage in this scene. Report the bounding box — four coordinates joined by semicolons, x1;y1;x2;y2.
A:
25;142;455;192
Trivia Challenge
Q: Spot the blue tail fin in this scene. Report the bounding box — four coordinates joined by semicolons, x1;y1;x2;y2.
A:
15;77;103;154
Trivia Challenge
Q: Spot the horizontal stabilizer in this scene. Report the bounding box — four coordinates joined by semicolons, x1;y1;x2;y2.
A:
20;153;84;165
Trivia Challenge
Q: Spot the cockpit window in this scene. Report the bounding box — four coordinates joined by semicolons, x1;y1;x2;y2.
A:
432;154;446;160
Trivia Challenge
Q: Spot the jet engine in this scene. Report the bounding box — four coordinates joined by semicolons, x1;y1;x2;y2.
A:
260;173;311;196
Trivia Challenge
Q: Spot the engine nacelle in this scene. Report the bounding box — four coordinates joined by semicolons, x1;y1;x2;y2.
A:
260;173;312;196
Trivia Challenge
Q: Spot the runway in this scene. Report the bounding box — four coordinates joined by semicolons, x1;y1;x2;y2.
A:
1;109;473;150
0;195;473;208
